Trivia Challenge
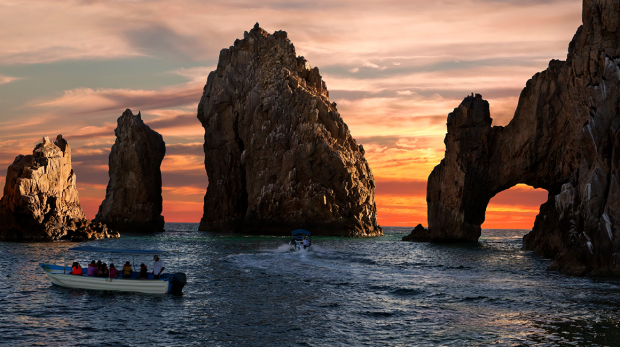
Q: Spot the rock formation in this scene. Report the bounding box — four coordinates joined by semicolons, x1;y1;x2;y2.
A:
197;24;381;237
402;224;431;242
0;135;119;241
425;0;620;276
95;109;166;233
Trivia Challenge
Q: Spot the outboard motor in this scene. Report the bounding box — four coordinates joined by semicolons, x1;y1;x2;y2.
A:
171;272;187;295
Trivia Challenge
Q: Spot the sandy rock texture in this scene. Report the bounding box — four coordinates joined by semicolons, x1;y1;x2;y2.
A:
197;24;381;237
95;109;166;233
425;0;620;276
0;135;119;241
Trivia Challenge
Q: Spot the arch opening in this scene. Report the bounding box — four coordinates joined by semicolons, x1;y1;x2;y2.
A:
481;184;548;232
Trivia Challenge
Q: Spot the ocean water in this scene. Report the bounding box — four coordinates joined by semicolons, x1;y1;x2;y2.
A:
1;224;619;347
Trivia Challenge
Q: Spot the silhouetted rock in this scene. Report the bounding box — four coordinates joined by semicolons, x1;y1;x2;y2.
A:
197;24;381;237
402;224;431;241
0;135;119;241
95;109;166;233
425;0;620;276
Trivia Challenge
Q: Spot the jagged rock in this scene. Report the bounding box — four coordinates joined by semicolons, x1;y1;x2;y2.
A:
197;24;382;237
402;224;431;242
0;135;119;241
95;109;166;233
425;0;620;276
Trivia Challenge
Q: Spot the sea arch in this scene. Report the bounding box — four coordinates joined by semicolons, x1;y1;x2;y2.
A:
426;92;580;243
480;184;548;230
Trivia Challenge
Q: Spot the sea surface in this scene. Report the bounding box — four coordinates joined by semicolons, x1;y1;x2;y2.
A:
1;225;619;347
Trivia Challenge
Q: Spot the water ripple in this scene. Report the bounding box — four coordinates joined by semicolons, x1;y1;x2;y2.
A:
1;226;619;346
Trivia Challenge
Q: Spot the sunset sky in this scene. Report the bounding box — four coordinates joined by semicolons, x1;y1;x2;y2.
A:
0;0;582;228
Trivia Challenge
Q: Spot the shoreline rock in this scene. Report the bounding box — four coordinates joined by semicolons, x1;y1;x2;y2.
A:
0;135;119;242
197;24;382;237
95;109;166;233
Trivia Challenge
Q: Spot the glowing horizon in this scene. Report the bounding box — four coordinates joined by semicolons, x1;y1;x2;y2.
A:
0;0;582;230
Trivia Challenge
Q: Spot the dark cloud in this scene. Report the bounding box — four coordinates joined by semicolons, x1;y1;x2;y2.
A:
322;55;557;81
124;24;203;62
68;130;115;140
375;179;427;197
73;160;207;190
73;164;109;186
166;143;204;156
72;152;109;166
163;171;207;189
91;88;201;114
148;113;201;131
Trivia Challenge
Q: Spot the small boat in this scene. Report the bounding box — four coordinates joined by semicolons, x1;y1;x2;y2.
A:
290;229;311;251
40;246;187;295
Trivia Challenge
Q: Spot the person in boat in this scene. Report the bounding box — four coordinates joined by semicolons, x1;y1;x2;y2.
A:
70;262;83;275
152;255;165;280
291;237;296;246
87;260;97;277
122;261;132;279
109;264;119;279
303;237;309;249
97;263;109;277
138;263;148;279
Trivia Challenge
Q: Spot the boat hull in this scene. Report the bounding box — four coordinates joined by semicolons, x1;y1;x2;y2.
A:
40;263;171;294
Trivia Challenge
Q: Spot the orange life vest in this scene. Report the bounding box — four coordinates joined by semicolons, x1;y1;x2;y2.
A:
72;266;83;275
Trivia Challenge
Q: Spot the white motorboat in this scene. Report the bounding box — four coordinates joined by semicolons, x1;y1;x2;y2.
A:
289;229;312;251
40;246;186;295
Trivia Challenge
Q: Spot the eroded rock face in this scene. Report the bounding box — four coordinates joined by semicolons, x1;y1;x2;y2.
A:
426;0;620;276
197;24;381;237
95;109;166;233
0;135;119;241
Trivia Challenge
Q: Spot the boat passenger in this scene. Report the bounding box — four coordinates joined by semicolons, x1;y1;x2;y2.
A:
87;260;97;276
97;263;109;277
152;255;165;280
122;261;132;279
109;264;119;279
303;237;309;249
70;262;83;276
138;264;148;279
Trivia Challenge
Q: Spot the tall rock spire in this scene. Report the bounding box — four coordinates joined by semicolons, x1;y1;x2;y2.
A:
197;24;381;237
96;109;166;233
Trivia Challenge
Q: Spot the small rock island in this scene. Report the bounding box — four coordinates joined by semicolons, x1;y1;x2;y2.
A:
95;109;166;233
0;135;118;241
197;24;382;237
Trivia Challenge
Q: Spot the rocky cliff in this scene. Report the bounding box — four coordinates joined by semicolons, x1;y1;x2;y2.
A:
95;109;166;233
197;24;381;237
425;0;620;276
0;135;119;241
